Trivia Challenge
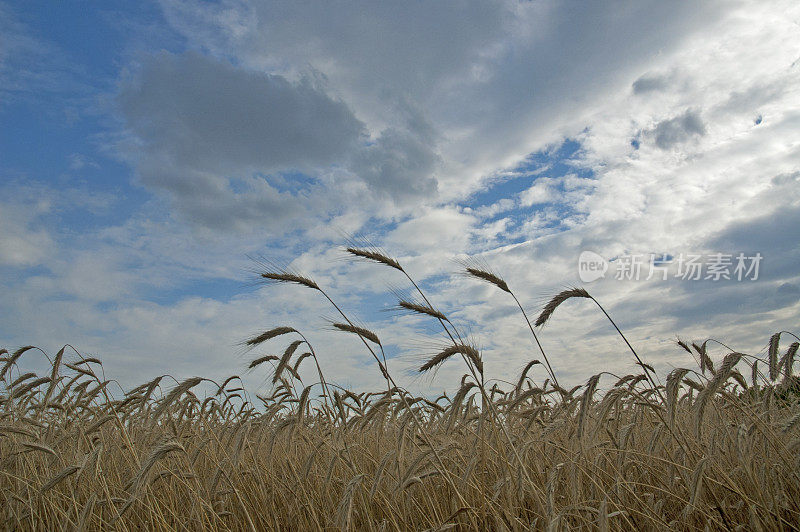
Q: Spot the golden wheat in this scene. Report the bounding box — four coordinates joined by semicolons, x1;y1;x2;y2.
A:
1;249;799;530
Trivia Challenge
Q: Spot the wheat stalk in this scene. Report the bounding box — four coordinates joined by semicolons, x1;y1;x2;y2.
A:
345;247;403;271
535;288;591;327
420;345;483;375
244;327;297;346
332;323;381;345
397;300;448;321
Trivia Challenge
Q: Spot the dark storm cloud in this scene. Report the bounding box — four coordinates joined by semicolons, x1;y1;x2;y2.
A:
119;52;364;175
632;73;670;94
118;51;450;229
647;109;707;150
350;127;439;201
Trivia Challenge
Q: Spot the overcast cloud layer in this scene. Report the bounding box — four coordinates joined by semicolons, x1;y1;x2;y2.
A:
1;0;799;394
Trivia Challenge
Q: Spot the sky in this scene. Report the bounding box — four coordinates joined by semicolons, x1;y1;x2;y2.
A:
1;0;799;395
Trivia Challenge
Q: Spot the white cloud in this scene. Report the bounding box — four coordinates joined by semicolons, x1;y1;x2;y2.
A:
0;201;54;267
519;179;554;206
385;207;476;255
156;1;739;202
4;1;800;393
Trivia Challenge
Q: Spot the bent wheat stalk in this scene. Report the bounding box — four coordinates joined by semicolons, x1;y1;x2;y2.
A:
463;263;561;390
537;288;665;404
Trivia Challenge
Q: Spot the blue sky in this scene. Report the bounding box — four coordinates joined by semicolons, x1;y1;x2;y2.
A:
2;0;799;393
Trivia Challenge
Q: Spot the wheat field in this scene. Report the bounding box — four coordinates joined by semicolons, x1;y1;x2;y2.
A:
1;248;799;531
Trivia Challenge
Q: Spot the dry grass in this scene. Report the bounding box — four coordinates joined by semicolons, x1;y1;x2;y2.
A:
1;249;799;531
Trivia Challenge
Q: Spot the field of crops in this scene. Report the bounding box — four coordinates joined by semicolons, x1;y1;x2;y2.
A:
2;248;799;530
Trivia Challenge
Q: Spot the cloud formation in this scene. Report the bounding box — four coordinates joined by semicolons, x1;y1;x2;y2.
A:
2;0;799;393
119;52;364;173
158;0;732;200
117;50;453;228
645;109;706;150
117;52;365;230
0;200;53;267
